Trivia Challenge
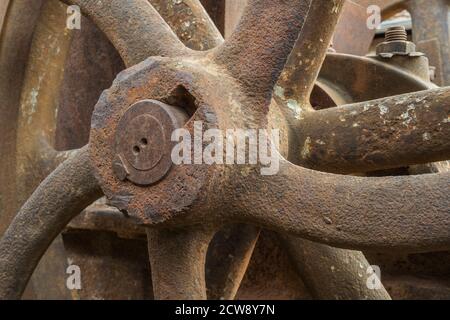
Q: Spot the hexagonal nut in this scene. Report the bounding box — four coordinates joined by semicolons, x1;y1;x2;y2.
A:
376;41;416;57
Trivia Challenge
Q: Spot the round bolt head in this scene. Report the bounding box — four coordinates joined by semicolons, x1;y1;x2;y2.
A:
121;114;165;171
114;99;188;186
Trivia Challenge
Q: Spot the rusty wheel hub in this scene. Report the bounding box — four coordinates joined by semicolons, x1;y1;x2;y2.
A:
90;57;240;225
0;0;449;301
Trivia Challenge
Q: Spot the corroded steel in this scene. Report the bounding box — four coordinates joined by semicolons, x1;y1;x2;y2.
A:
199;0;389;301
376;26;418;57
90;0;313;227
147;226;215;300
0;0;75;300
281;236;390;300
114;100;188;185
0;0;43;236
354;0;450;85
63;0;190;66
297;88;450;173
406;0;450;86
316;53;434;106
87;0;449;250
333;0;375;55
277;0;345;108
150;0;223;50
0;147;102;299
0;0;449;301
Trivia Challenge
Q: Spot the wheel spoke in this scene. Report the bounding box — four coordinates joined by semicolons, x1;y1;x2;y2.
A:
212;0;311;105
206;224;260;300
276;0;345;109
63;0;189;66
153;0;396;299
0;0;43;236
230;160;450;252
149;2;260;300
296;88;450;173
150;0;222;51
147;226;215;300
0;146;103;299
281;236;391;300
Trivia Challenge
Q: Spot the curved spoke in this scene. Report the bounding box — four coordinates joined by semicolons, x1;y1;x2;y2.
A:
281;236;391;300
159;0;392;300
150;0;222;51
316;53;434;106
212;0;311;105
147;226;215;300
230;159;450;253
276;0;345;109
63;0;189;66
206;224;260;300
297;88;450;173
0;146;103;299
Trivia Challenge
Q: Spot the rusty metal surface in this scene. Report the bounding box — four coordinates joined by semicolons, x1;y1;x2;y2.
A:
86;0;448;285
271;0;391;300
336;0;450;300
200;0;225;35
0;0;449;301
298;88;450;173
316;53;434;106
310;1;450;299
281;237;389;300
147;226;215;300
151;0;222;50
114;100;188;185
236;230;311;300
15;0;73;210
406;0;450;86
64;0;189;66
62;229;153;300
351;0;450;85
68;0;306;301
0;1;9;32
0;147;102;299
0;0;43;236
333;0;376;55
0;0;75;300
365;249;450;299
356;0;406;19
277;0;345;108
206;224;260;300
89;0;312;227
55;15;125;151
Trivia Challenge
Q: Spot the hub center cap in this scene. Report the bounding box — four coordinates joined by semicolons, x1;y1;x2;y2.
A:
112;99;188;186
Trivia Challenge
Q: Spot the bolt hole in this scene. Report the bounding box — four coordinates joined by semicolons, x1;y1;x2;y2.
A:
140;138;148;146
133;146;141;155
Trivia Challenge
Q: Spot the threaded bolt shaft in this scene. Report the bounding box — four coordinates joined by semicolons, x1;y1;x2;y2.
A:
385;26;408;42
